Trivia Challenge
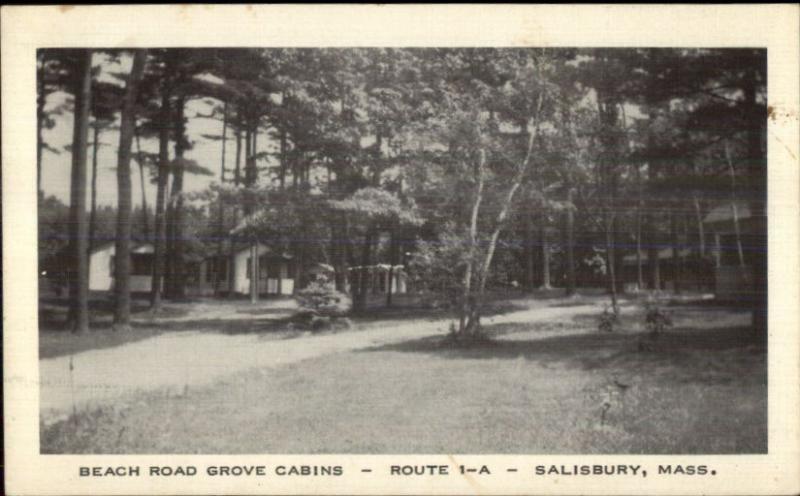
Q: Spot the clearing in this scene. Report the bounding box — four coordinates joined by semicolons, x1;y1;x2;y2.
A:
39;293;766;454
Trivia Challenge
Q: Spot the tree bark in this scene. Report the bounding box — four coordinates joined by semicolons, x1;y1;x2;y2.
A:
150;88;170;311
744;69;767;339
564;188;576;296
724;141;747;268
692;194;706;258
648;213;661;291
37;53;47;198
540;216;551;289
167;96;187;299
227;209;238;299
249;242;258;303
227;119;242;300
234;124;242;186
466;119;539;333
134;124;150;239
88;123;100;254
459;149;485;334
521;215;535;291
385;224;400;307
113;49;147;331
353;229;375;313
636;209;644;291
214;103;228;295
604;211;619;312
67;50;93;334
670;210;682;294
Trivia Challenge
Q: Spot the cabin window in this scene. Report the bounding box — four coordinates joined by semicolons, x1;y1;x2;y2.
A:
267;262;281;279
259;255;270;279
131;254;153;276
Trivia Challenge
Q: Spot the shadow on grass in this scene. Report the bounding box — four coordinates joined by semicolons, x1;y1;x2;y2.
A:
352;299;525;323
362;323;765;381
130;317;293;335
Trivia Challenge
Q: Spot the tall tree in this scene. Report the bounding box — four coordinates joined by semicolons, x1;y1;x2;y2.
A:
113;50;148;330
67;50;93;334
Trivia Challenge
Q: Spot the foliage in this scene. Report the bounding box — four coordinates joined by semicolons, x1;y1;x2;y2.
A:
295;280;352;317
644;304;673;335
597;305;619;333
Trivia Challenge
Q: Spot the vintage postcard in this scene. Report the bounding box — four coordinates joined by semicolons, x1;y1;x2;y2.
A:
2;4;799;495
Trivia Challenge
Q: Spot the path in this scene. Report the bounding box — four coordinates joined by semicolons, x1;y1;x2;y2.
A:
39;300;602;424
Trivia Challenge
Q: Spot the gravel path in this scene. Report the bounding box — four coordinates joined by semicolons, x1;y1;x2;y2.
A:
39;301;601;424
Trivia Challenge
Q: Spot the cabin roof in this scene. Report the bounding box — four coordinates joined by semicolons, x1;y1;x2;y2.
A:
702;202;752;225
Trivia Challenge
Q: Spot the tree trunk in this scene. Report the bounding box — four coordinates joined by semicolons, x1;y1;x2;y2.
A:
521;215;534;291
150;89;170;311
459;150;485;334
113;49;146;331
227;120;242;300
385;225;400;307
37;53;46;198
244;127;254;188
467;131;536;332
671;210;681;294
234;124;242;186
67;50;93;334
214;103;228;295
168;96;187;299
636;209;644;291
88;123;100;254
605;211;619;313
724;141;747;268
692;194;706;258
354;229;375;313
564;188;576;296
540;216;551;289
744;71;767;339
332;213;348;292
227;208;238;300
648;214;661;291
635;166;644;291
249;241;258;303
135;124;150;239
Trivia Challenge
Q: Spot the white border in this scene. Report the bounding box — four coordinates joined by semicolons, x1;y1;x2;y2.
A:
3;4;799;495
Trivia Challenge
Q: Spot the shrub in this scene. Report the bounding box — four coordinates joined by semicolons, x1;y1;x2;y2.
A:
644;304;672;335
597;305;618;333
295;280;352;317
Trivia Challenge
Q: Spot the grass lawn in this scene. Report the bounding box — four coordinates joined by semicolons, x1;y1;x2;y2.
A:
41;301;766;454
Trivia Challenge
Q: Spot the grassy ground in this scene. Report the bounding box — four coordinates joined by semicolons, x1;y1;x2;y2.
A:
41;298;766;454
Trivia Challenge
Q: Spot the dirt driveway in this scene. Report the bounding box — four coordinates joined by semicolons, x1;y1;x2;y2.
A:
39;299;603;424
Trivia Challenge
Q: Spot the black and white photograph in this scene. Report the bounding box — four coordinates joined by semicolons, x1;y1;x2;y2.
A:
36;45;768;454
3;4;799;496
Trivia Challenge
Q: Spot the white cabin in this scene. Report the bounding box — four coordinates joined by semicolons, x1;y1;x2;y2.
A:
228;243;295;296
88;243;155;292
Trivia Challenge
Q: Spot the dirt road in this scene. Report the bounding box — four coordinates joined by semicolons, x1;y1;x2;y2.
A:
39;299;602;424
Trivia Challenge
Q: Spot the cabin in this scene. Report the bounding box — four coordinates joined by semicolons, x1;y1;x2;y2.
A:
48;240;407;299
702;202;757;301
187;244;296;297
88;242;156;292
346;264;408;295
620;247;713;293
74;241;296;297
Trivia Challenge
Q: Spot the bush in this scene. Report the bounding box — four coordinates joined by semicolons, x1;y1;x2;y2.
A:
644;304;672;335
597;305;618;333
295;280;352;317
